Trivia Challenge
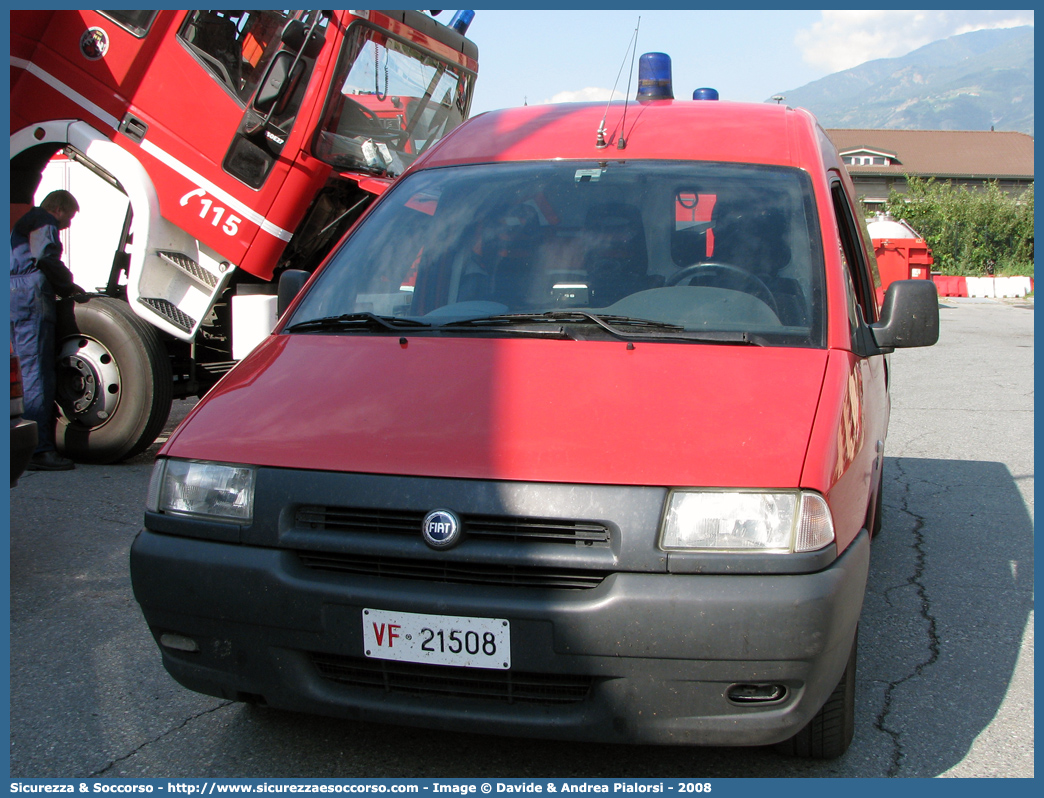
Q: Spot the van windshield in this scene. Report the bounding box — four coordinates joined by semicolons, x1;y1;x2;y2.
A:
287;161;827;346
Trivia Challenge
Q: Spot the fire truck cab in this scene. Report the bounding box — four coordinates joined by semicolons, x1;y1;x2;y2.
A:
130;54;939;758
10;9;477;462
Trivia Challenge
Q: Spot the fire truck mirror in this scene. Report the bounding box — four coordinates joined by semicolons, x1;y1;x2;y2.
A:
281;19;325;59
255;51;295;112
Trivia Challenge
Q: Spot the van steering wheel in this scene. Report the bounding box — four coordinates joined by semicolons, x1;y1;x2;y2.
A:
666;262;779;315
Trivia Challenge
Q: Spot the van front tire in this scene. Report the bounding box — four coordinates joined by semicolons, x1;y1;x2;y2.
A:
775;632;857;759
871;465;885;539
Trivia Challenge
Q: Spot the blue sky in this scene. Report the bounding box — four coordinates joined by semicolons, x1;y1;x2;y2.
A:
462;9;1035;114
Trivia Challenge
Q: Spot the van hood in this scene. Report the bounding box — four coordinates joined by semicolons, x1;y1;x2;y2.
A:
164;335;828;487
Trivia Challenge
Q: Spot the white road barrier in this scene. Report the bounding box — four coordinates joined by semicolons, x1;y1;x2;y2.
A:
964;276;1034;298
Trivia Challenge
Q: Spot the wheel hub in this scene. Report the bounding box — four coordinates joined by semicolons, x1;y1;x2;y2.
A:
57;335;121;428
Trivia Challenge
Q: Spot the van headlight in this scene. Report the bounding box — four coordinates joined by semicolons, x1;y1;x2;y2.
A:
146;458;255;523
660;490;834;553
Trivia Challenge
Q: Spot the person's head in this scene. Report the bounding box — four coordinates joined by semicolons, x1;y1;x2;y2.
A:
711;203;789;276
479;203;541;260
40;189;80;230
586;203;646;261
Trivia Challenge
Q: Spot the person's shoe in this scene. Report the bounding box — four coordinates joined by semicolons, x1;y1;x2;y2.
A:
28;451;75;471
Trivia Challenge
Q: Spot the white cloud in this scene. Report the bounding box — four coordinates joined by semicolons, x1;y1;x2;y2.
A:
546;87;626;104
796;10;1034;72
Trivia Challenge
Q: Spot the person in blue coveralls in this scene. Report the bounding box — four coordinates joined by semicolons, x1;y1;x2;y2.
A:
10;189;85;471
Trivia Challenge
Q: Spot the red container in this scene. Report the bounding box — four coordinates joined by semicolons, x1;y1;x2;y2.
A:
867;213;934;304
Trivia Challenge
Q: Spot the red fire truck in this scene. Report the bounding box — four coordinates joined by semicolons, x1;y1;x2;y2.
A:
10;9;478;462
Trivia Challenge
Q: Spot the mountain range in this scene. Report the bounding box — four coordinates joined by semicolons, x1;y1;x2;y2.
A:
771;25;1033;134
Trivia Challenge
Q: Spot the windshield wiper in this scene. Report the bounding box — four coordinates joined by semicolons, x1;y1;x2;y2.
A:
288;311;761;344
286;312;432;333
286;312;570;340
440;312;761;344
441;311;678;332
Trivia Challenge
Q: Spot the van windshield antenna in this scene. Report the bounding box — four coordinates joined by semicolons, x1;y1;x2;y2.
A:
596;16;641;149
617;17;641;150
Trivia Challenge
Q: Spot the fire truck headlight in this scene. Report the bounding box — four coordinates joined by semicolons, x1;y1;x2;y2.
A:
659;490;834;553
147;458;255;523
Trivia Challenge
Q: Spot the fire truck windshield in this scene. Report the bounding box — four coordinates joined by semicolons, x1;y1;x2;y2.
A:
287;161;829;348
313;25;473;177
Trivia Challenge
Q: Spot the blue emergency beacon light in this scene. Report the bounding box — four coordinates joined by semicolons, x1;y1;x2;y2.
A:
450;10;474;35
636;52;673;100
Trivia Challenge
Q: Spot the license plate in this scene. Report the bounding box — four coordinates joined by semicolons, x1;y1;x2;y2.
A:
362;608;510;669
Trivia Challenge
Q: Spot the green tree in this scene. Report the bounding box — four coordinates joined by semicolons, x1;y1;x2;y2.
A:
883;177;1033;276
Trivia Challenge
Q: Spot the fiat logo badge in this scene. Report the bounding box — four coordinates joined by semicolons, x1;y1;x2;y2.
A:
80;28;109;60
422;509;462;550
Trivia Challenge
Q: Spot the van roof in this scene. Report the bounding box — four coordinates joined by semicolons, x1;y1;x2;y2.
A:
420;100;823;170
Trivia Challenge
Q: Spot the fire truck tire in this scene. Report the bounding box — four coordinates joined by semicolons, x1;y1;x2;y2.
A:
54;296;173;464
775;630;857;759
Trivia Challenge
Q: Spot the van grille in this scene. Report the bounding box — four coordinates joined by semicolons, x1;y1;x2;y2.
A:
296;551;607;590
311;653;594;704
296;506;610;546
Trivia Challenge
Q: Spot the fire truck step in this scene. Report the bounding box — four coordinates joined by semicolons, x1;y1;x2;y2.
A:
137;297;197;333
157;251;219;288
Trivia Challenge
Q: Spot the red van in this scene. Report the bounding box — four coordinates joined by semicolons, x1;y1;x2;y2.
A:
131;55;939;759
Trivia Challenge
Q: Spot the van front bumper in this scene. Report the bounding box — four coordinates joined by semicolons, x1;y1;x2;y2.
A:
130;526;868;748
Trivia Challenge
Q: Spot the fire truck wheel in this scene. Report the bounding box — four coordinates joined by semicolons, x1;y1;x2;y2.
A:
775;630;857;759
54;296;173;464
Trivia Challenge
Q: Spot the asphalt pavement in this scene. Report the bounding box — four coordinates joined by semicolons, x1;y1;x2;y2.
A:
7;297;1034;778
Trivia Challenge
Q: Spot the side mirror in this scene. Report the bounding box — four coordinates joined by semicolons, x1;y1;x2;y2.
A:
277;269;310;317
281;19;325;58
254;51;296;113
870;280;940;352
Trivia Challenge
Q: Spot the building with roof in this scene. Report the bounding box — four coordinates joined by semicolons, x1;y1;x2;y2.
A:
825;129;1034;211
